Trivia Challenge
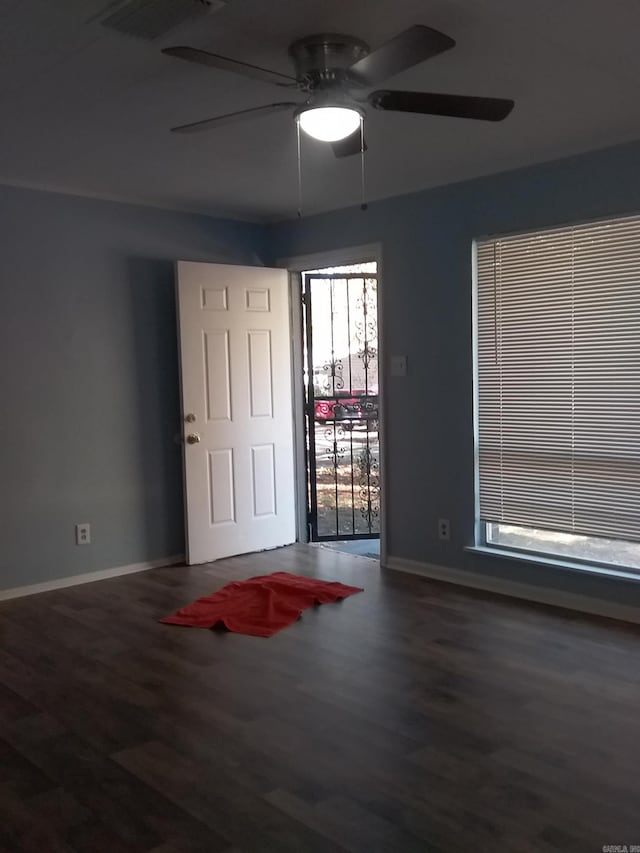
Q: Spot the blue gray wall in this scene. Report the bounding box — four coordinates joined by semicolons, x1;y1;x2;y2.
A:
268;139;640;609
4;139;640;607
0;185;267;589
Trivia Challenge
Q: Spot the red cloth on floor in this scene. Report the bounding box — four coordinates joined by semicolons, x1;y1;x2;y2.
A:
160;571;363;637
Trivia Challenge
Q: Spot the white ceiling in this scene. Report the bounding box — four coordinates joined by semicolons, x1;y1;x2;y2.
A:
2;0;640;221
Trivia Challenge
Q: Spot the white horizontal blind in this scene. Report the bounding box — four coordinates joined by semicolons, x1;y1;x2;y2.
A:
476;215;640;542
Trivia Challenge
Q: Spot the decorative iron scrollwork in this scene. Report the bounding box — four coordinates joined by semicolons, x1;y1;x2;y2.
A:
356;444;380;529
305;272;380;539
354;278;378;377
322;425;347;466
323;358;344;391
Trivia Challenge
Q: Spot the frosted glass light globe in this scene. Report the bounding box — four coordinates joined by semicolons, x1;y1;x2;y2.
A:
297;106;361;142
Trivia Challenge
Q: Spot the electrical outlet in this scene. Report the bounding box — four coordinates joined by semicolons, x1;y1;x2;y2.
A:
75;523;91;545
438;518;450;541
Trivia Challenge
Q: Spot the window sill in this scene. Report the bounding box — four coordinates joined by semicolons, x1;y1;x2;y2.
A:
465;545;640;585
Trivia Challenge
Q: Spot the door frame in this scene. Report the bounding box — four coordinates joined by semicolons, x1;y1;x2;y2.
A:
282;243;386;567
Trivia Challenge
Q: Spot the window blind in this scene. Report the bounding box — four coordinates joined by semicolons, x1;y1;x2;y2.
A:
476;215;640;543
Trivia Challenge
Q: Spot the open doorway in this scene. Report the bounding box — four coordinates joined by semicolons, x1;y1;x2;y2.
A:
301;261;380;559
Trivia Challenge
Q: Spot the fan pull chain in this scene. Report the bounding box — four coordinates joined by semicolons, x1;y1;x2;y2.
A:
360;115;367;211
296;119;303;219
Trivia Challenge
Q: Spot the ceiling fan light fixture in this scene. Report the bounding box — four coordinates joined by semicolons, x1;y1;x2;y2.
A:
296;105;362;142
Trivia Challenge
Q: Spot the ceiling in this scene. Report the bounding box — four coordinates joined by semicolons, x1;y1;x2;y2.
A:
2;0;640;221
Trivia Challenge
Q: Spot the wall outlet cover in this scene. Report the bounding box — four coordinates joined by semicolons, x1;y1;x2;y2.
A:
438;518;450;541
75;523;91;545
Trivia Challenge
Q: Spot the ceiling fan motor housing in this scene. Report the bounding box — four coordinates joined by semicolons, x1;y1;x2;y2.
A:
288;34;369;88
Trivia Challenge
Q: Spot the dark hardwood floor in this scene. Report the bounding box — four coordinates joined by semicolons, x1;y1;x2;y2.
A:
1;544;639;852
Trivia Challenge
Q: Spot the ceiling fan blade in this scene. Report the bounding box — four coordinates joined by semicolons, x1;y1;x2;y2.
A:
348;25;455;86
332;129;367;158
162;46;297;88
369;90;514;121
170;102;298;134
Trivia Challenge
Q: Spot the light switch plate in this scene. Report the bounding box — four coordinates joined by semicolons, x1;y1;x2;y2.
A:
390;355;408;377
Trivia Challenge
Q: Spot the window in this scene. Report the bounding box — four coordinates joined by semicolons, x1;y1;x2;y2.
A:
474;214;640;574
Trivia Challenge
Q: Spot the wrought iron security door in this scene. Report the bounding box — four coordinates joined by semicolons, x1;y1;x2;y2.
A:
303;270;380;541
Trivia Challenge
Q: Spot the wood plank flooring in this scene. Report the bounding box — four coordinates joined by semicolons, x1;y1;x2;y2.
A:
1;544;639;852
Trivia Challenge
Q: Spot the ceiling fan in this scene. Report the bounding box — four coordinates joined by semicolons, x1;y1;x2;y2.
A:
162;25;514;157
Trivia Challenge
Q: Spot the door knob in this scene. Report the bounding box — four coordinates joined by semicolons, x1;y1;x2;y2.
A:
185;413;196;423
186;433;201;445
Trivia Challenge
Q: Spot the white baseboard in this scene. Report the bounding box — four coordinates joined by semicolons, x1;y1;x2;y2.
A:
385;555;640;625
0;554;185;602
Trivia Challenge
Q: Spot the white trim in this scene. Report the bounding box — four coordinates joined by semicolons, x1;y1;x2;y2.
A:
467;544;640;584
280;244;382;273
0;554;184;602
174;262;191;565
283;243;386;565
289;270;309;544
386;555;640;625
376;246;388;568
471;239;482;546
475;207;640;245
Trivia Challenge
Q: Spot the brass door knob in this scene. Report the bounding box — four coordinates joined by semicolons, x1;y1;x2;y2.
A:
186;433;201;445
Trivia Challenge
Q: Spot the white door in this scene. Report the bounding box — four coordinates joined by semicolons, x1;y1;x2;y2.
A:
176;261;296;564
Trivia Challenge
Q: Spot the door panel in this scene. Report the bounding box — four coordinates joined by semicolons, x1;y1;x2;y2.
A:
177;261;295;564
208;448;235;525
247;330;273;417
203;330;231;421
251;444;277;517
